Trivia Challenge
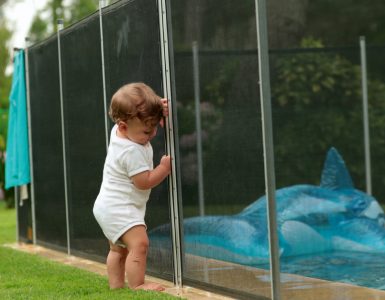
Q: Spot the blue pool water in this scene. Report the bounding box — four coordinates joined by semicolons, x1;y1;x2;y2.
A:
255;251;385;290
150;149;385;291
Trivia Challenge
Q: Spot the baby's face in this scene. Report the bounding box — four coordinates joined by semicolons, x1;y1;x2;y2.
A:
122;118;158;145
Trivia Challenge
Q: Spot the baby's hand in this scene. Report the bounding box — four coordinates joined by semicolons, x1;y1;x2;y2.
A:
161;98;169;117
160;155;171;173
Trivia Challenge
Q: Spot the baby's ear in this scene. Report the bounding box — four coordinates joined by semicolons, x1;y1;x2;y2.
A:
118;121;128;132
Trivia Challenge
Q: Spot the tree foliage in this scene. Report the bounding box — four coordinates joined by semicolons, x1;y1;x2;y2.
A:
29;0;98;42
0;18;12;204
0;21;11;109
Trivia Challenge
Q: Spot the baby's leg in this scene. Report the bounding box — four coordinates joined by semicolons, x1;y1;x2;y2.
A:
106;241;128;289
120;225;164;291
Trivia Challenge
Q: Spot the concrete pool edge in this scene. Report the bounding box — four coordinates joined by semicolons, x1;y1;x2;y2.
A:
183;254;385;299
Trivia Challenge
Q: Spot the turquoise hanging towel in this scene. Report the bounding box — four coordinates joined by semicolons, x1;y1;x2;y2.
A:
5;49;31;189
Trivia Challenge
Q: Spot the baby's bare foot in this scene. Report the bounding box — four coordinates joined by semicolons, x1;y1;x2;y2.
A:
135;282;165;291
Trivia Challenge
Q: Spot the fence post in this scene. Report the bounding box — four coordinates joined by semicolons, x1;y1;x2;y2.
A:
192;41;205;217
99;0;109;150
24;36;37;244
14;187;19;241
254;0;281;299
158;0;183;288
360;36;372;195
57;19;71;256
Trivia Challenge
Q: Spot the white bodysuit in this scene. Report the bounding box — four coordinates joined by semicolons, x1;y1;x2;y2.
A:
93;125;153;244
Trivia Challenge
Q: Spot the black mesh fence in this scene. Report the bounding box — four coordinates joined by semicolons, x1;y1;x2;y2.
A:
174;50;265;209
102;0;164;100
269;45;385;292
269;45;385;206
102;0;173;278
16;185;33;244
365;45;385;202
172;48;268;299
270;47;366;190
27;0;173;279
28;36;68;251
168;1;269;298
24;0;385;297
59;12;107;260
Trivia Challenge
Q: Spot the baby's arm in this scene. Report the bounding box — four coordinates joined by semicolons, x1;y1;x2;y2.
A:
132;155;171;190
133;98;170;189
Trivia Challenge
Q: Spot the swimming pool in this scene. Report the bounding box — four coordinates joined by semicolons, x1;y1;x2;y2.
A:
255;250;385;290
150;148;385;291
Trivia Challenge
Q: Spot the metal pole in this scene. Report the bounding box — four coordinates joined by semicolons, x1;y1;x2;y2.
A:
192;41;205;217
99;0;109;150
192;44;208;283
158;0;183;288
57;19;71;256
360;36;372;195
24;37;37;244
14;187;19;242
254;0;281;299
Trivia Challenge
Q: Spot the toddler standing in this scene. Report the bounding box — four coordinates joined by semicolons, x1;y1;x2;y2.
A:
93;82;170;291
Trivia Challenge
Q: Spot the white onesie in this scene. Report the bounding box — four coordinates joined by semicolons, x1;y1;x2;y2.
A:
93;125;153;244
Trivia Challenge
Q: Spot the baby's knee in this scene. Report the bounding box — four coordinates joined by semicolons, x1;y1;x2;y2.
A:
128;239;148;258
109;243;128;256
134;240;149;254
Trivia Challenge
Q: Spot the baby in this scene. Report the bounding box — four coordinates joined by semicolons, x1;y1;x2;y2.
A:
93;82;171;291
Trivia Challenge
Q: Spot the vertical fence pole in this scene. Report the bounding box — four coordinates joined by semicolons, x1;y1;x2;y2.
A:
57;19;71;256
14;187;19;242
192;44;208;284
360;36;372;195
192;41;205;217
254;0;281;299
24;37;37;244
99;0;109;150
158;0;183;288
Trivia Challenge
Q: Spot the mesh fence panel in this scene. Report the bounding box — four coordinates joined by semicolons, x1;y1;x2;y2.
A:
16;185;32;243
59;13;107;260
365;45;385;203
264;12;385;293
102;0;173;279
27;0;173;278
270;47;365;190
174;50;267;299
25;0;385;296
269;46;385;291
269;46;369;288
102;0;164;101
168;1;269;298
28;36;67;251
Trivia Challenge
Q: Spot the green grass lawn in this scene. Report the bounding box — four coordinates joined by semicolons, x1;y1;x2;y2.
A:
0;201;180;300
0;201;16;244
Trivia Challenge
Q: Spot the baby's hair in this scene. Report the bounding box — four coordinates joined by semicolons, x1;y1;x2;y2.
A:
109;82;163;127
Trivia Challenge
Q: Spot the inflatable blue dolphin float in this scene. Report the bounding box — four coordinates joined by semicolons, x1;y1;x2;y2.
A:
149;148;385;265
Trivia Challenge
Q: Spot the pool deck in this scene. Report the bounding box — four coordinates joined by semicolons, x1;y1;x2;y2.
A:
7;243;385;300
